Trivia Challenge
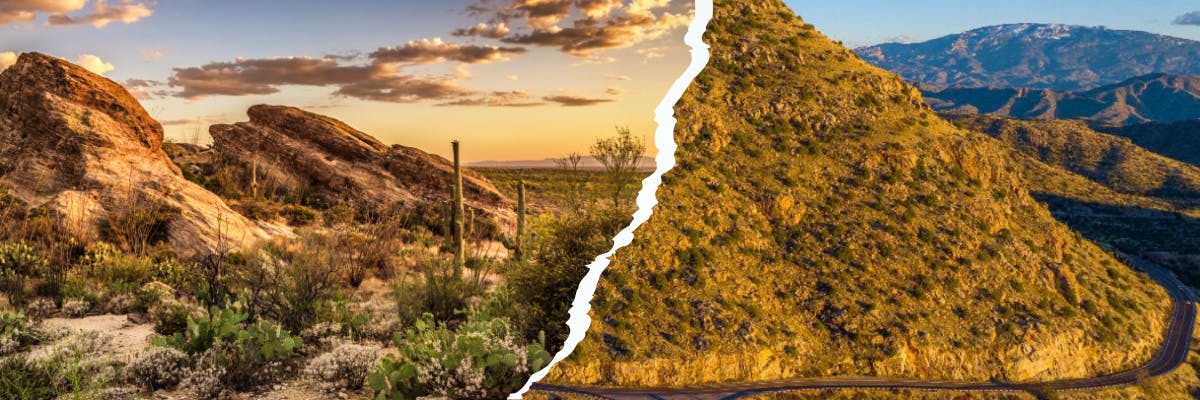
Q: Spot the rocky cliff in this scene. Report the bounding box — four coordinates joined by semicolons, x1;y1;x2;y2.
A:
0;52;282;255
208;105;513;226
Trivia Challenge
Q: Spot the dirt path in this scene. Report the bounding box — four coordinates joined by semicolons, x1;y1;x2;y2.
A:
41;314;155;360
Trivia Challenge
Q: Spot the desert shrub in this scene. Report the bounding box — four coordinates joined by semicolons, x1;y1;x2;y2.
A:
150;300;202;336
0;241;50;307
281;205;318;227
179;365;225;399
24;298;56;321
100;199;181;254
505;208;629;347
368;313;551;400
236;237;341;332
0;332;116;400
80;252;155;290
61;298;90;317
304;343;380;392
124;347;189;390
0;312;53;356
235;200;281;222
155;307;302;392
393;257;483;326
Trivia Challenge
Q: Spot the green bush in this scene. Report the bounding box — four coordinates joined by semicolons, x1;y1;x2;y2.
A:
281;205;318;226
505;208;629;348
392;258;483;326
0;242;49;307
154;307;302;392
368;313;551;400
236;238;341;332
0;333;115;400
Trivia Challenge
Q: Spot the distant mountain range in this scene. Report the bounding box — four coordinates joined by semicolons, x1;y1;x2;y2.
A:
857;23;1200;91
467;156;656;171
925;73;1200;125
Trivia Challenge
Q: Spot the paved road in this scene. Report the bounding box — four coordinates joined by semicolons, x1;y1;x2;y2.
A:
533;255;1196;399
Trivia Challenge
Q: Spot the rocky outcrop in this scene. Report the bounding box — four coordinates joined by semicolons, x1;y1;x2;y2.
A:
209;105;513;226
0;52;283;255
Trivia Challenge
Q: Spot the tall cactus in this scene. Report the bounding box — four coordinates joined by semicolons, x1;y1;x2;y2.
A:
516;180;526;261
250;159;259;199
452;140;466;276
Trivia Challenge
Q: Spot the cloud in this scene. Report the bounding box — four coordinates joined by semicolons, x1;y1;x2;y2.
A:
0;0;86;25
505;75;519;80
0;52;17;71
605;74;632;81
75;53;113;75
167;56;472;103
1175;11;1200;26
47;0;152;28
369;38;525;65
438;90;545;107
605;87;624;95
458;0;692;57
452;22;510;39
543;94;615;106
122;78;161;100
140;48;165;62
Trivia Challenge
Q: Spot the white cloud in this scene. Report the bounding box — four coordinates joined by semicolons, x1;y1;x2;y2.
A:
76;53;113;75
48;0;153;28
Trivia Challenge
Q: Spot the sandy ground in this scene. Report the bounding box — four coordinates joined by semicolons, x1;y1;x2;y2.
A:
41;314;156;360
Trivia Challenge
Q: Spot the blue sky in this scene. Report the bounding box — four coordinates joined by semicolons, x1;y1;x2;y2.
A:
788;1;1200;48
1;0;694;161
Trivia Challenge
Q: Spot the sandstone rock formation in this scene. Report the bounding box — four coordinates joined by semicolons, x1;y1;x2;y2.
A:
209;105;513;226
0;52;283;255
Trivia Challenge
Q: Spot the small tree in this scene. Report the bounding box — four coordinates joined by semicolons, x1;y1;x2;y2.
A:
555;152;586;211
590;127;645;208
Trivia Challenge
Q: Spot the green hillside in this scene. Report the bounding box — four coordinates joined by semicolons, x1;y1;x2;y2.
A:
546;0;1171;387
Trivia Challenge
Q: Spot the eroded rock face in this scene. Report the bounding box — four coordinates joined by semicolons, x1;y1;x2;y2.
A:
0;52;282;255
209;105;513;226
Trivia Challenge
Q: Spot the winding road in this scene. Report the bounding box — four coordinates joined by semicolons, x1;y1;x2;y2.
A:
532;255;1197;399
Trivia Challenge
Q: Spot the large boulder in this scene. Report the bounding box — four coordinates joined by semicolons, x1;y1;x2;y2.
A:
0;52;283;255
209;105;513;227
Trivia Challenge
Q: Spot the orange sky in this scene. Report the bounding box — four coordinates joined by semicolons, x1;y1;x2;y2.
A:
1;0;695;162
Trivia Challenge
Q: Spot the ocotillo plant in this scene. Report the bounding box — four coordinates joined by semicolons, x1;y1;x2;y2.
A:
516;180;526;261
452;141;466;276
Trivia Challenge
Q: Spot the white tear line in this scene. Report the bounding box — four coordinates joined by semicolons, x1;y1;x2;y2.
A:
510;0;713;397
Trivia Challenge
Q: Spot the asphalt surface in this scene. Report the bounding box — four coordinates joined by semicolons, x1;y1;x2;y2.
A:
533;255;1197;399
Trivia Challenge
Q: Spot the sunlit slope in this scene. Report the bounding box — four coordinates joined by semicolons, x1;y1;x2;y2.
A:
547;0;1170;386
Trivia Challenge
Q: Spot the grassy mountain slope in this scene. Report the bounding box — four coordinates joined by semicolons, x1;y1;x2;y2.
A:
545;0;1170;387
1101;120;1200;165
952;115;1200;201
955;115;1200;289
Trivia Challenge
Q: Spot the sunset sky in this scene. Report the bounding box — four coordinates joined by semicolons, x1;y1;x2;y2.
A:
1;0;694;162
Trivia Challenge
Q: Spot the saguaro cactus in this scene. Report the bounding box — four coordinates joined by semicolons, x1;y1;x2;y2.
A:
516;180;526;261
452;141;466;276
250;159;259;199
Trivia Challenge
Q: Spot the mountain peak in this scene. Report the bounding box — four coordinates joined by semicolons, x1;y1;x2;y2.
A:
547;0;1169;387
858;24;1200;91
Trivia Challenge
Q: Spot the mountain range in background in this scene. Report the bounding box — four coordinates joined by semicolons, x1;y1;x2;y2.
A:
467;156;656;171
856;23;1200;92
925;73;1200;126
